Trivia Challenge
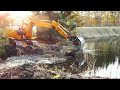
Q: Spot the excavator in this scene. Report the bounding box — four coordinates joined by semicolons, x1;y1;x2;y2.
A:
7;20;70;46
8;20;69;40
6;20;84;52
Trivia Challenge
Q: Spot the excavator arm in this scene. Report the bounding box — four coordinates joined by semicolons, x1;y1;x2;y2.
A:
24;20;69;40
24;21;53;39
51;20;69;39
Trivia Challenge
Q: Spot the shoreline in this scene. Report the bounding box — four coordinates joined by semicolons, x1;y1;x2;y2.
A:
76;27;120;39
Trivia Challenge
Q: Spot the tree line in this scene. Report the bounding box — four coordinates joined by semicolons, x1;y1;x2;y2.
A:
30;11;120;27
1;11;120;29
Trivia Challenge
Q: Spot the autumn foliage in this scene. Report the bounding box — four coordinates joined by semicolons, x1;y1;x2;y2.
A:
0;12;14;36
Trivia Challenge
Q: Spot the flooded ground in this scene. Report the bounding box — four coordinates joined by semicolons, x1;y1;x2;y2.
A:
82;37;120;78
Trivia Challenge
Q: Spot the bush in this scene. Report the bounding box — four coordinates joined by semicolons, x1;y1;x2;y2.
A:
0;46;6;57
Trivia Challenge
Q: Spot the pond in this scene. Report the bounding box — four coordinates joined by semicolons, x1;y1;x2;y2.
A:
81;37;120;78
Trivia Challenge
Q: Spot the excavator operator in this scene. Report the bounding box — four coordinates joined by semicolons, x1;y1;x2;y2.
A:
17;27;25;40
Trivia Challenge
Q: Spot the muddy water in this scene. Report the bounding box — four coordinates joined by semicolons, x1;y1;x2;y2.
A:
82;37;120;78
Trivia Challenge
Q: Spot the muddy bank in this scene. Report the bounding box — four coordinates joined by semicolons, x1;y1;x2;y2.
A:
76;27;120;39
0;37;116;79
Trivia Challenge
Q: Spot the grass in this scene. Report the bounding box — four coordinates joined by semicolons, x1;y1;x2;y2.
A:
0;45;6;57
0;37;8;44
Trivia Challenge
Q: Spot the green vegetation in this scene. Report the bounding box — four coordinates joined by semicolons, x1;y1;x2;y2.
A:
30;11;120;27
0;45;6;56
0;38;8;58
0;37;8;44
28;11;120;40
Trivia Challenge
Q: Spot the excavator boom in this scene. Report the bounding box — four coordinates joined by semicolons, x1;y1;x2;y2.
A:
24;21;53;39
51;20;69;39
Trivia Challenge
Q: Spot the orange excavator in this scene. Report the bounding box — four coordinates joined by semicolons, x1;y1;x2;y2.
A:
8;20;69;41
7;20;83;52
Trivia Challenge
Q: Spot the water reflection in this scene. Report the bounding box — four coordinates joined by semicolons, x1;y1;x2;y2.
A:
82;37;120;78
